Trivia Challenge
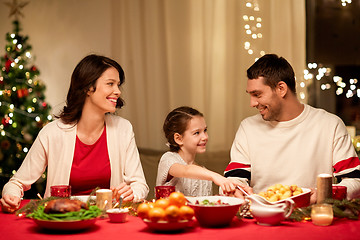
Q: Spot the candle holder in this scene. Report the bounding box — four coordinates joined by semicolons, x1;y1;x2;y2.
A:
311;203;333;226
96;189;113;211
316;173;333;203
332;185;347;200
50;185;71;197
154;186;175;199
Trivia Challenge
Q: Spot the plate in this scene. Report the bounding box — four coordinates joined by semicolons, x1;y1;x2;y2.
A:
142;219;194;232
70;195;96;203
32;218;97;231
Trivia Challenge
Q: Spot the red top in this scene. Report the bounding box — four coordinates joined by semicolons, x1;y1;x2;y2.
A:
69;125;111;195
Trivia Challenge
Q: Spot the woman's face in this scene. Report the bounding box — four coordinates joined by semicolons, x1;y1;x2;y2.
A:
86;67;121;114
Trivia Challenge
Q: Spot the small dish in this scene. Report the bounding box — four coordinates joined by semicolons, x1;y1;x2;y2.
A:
106;208;129;223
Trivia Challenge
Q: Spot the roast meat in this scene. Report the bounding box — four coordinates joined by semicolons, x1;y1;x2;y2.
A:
44;199;88;214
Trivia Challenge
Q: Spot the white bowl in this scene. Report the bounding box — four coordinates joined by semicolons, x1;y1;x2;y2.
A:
106;208;129;223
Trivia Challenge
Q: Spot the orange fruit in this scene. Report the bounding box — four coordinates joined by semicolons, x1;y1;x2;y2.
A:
148;207;166;222
137;202;151;219
168;192;186;207
154;198;170;209
165;205;180;222
179;205;194;220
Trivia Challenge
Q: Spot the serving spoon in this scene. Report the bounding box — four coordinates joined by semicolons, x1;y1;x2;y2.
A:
236;186;290;207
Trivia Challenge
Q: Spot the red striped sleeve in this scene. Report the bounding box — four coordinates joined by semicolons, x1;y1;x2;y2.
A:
225;162;251;172
333;156;360;173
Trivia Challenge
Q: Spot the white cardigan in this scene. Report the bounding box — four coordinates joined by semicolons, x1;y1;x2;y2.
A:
2;114;149;200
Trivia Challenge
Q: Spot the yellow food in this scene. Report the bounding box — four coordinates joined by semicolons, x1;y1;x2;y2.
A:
257;184;303;202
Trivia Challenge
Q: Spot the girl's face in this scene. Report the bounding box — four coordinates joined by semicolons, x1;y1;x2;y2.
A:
86;67;121;114
177;116;208;154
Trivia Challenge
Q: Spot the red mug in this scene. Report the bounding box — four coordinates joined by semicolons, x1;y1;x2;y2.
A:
155;186;175;199
332;185;347;200
50;185;71;197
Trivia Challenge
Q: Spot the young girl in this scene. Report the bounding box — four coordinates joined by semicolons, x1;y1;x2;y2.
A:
156;106;238;196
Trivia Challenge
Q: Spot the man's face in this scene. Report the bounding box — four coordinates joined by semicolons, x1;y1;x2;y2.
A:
246;77;282;121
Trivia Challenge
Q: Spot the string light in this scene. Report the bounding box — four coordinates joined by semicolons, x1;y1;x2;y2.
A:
341;0;352;7
243;0;265;61
302;63;360;99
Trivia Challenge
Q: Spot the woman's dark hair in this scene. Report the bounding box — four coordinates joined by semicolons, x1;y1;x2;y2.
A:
57;54;125;124
247;54;296;93
163;106;204;152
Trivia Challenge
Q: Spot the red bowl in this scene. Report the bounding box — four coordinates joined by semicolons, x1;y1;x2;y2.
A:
186;196;244;228
271;188;311;208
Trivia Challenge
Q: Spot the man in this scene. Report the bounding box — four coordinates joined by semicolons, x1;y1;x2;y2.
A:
225;54;360;202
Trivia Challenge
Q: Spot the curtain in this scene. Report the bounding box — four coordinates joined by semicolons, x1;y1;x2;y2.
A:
111;0;306;152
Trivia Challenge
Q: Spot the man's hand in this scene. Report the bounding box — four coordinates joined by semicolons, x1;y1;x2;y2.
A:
226;184;253;200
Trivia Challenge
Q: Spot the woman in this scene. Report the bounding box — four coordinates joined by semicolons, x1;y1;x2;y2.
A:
1;54;149;213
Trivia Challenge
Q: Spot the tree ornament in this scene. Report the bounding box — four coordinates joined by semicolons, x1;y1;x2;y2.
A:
1;116;10;127
4;0;29;20
1;140;11;150
23;132;32;142
30;65;37;72
5;59;12;72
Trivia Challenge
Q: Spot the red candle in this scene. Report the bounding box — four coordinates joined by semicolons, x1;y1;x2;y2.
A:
155;186;175;199
50;185;71;197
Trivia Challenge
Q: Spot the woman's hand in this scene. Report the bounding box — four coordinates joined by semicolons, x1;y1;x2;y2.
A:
111;183;134;202
0;195;21;213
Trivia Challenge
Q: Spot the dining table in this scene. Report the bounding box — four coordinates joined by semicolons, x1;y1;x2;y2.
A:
1;200;360;240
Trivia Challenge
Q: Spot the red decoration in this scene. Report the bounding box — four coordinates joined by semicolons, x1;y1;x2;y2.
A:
17;88;29;98
1;140;11;150
30;65;37;72
42;102;47;108
5;59;12;72
1;117;10;127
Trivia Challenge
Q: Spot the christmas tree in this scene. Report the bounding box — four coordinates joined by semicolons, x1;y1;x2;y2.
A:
0;1;52;194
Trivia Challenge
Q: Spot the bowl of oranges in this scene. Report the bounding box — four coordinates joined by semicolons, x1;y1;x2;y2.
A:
137;192;195;232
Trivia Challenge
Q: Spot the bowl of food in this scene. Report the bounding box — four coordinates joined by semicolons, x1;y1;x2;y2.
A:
106;208;129;223
137;192;195;232
186;196;244;228
257;184;311;208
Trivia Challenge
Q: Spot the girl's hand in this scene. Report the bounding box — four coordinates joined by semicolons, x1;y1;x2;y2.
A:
0;195;21;213
111;183;134;202
212;174;238;193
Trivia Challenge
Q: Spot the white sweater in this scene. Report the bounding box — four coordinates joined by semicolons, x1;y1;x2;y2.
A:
2;114;149;200
225;104;360;199
156;152;213;197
